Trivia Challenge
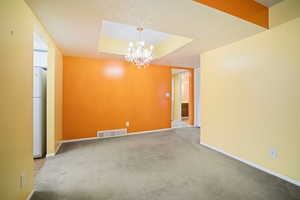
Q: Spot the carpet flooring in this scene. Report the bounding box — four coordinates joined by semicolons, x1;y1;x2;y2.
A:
32;128;300;200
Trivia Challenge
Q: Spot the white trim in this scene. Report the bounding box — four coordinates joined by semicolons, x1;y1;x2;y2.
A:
200;142;300;187
178;73;182;121
61;128;175;144
45;142;62;158
26;190;34;200
172;120;193;128
33;154;43;159
129;128;174;135
194;67;201;127
61;136;100;144
171;76;174;121
46;153;55;158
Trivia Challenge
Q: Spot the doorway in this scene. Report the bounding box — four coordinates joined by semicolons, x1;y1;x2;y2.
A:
33;33;48;162
171;69;192;128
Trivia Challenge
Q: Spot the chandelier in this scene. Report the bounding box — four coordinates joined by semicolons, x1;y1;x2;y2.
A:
125;27;154;68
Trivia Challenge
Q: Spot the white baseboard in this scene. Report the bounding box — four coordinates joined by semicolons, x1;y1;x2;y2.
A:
26;190;34;200
171;120;194;128
129;128;175;136
46;153;55;158
61;128;175;144
200;142;300;187
46;142;63;158
61;136;100;144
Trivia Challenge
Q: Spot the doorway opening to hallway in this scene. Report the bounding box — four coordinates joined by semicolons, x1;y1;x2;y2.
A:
171;69;193;128
33;32;48;175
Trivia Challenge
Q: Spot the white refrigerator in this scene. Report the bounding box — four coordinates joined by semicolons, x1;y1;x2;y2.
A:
33;67;47;158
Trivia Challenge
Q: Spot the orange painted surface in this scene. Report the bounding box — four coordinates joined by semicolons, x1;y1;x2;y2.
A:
63;56;194;140
188;70;194;125
193;0;269;28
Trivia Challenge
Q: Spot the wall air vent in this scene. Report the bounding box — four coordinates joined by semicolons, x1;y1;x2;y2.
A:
97;129;127;138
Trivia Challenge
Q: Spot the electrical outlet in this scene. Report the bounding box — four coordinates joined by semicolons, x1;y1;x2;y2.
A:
269;148;278;158
20;172;27;188
125;121;130;127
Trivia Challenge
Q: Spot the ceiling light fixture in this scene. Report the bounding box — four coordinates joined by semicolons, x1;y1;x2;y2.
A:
125;27;154;68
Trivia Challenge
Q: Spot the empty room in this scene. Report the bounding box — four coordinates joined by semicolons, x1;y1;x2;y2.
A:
1;0;300;200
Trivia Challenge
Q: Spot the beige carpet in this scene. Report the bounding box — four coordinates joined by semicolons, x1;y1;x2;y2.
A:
32;128;300;200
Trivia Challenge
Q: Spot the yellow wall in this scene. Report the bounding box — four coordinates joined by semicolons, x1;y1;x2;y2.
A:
28;3;63;155
270;0;300;28
54;49;63;152
98;37;128;55
46;43;63;154
154;35;192;58
201;15;300;183
0;1;34;199
0;0;63;199
25;0;63;156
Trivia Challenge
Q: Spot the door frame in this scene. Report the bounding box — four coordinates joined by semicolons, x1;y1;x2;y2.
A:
171;69;188;124
194;67;201;127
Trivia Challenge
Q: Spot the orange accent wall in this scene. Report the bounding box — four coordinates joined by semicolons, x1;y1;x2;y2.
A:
63;56;194;140
193;0;269;28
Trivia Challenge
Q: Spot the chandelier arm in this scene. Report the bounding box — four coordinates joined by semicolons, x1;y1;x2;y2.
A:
125;27;153;68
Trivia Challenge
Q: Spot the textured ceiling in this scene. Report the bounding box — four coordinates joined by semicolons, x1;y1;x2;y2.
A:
101;20;171;45
26;0;266;68
255;0;283;7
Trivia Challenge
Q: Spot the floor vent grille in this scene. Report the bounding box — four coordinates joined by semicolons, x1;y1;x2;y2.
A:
97;129;127;138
